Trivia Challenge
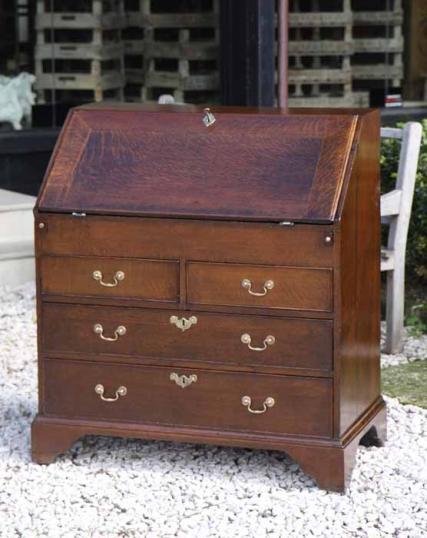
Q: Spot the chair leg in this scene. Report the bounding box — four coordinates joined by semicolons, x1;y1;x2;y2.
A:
385;264;405;354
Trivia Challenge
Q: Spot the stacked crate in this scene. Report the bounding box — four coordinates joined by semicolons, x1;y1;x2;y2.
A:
287;0;368;107
351;0;404;94
122;0;145;99
35;0;125;104
123;0;220;104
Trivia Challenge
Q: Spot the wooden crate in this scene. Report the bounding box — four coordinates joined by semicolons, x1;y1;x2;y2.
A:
123;0;219;104
36;27;123;60
36;87;124;105
35;0;125;103
289;0;353;57
289;91;369;107
288;0;355;105
36;0;125;30
405;0;427;100
125;0;217;28
141;85;219;105
351;0;404;88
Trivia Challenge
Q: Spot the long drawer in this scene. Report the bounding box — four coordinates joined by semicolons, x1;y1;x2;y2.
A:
40;255;179;303
42;303;333;374
42;359;333;438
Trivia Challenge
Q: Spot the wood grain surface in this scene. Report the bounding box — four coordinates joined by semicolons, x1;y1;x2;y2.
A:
32;105;384;493
188;262;333;312
40;255;179;303
42;303;333;374
42;358;333;437
37;105;357;223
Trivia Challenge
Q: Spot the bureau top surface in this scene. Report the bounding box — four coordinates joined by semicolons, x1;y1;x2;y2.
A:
37;103;368;223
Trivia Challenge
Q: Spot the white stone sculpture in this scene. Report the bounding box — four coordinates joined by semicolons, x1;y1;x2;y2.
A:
0;73;36;130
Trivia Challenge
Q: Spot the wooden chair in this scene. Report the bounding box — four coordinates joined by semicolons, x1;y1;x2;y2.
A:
380;122;423;354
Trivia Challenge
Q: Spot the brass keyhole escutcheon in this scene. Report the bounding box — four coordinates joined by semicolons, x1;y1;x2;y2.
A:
170;315;198;332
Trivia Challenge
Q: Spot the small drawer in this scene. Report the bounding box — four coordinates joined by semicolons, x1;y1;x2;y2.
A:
43;359;333;438
187;262;333;312
42;304;333;374
40;256;179;303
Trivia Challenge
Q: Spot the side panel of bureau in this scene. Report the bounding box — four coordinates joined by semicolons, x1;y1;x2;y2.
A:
336;110;382;435
41;359;333;438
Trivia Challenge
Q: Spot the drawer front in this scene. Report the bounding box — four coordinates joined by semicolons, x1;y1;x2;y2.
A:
43;359;333;437
188;262;333;312
42;304;333;373
36;214;334;268
40;256;179;303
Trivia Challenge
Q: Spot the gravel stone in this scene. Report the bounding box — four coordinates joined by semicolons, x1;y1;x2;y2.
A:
381;322;427;368
0;283;426;537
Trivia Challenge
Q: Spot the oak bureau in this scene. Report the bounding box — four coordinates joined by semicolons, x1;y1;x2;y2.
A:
32;103;386;492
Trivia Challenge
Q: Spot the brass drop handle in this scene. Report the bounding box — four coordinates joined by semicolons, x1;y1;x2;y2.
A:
170;315;198;332
92;270;125;287
241;333;275;351
170;372;198;388
241;396;275;414
93;323;126;342
94;384;127;402
241;278;274;297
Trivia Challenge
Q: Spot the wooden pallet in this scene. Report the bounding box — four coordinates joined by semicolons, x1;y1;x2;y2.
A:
36;25;123;60
124;84;218;105
353;10;403;25
353;35;403;55
145;30;218;60
142;86;218;105
289;11;351;28
36;0;125;30
36;41;123;61
124;0;219;104
289;91;369;108
35;57;125;103
145;68;218;92
37;86;124;104
351;63;403;81
288;39;353;56
35;1;125;103
288;0;353;104
351;0;404;87
288;67;351;85
125;0;218;26
36;72;125;103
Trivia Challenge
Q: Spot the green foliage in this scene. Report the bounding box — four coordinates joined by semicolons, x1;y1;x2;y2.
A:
380;119;427;285
405;304;427;337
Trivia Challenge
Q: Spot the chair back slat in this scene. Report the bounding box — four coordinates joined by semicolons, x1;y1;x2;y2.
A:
381;190;402;217
380;127;403;139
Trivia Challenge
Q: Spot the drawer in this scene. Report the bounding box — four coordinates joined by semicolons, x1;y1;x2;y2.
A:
43;359;333;437
188;262;333;312
40;256;179;303
42;304;333;374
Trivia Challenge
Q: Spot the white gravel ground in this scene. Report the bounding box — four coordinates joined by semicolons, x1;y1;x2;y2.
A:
0;283;426;537
381;323;427;368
